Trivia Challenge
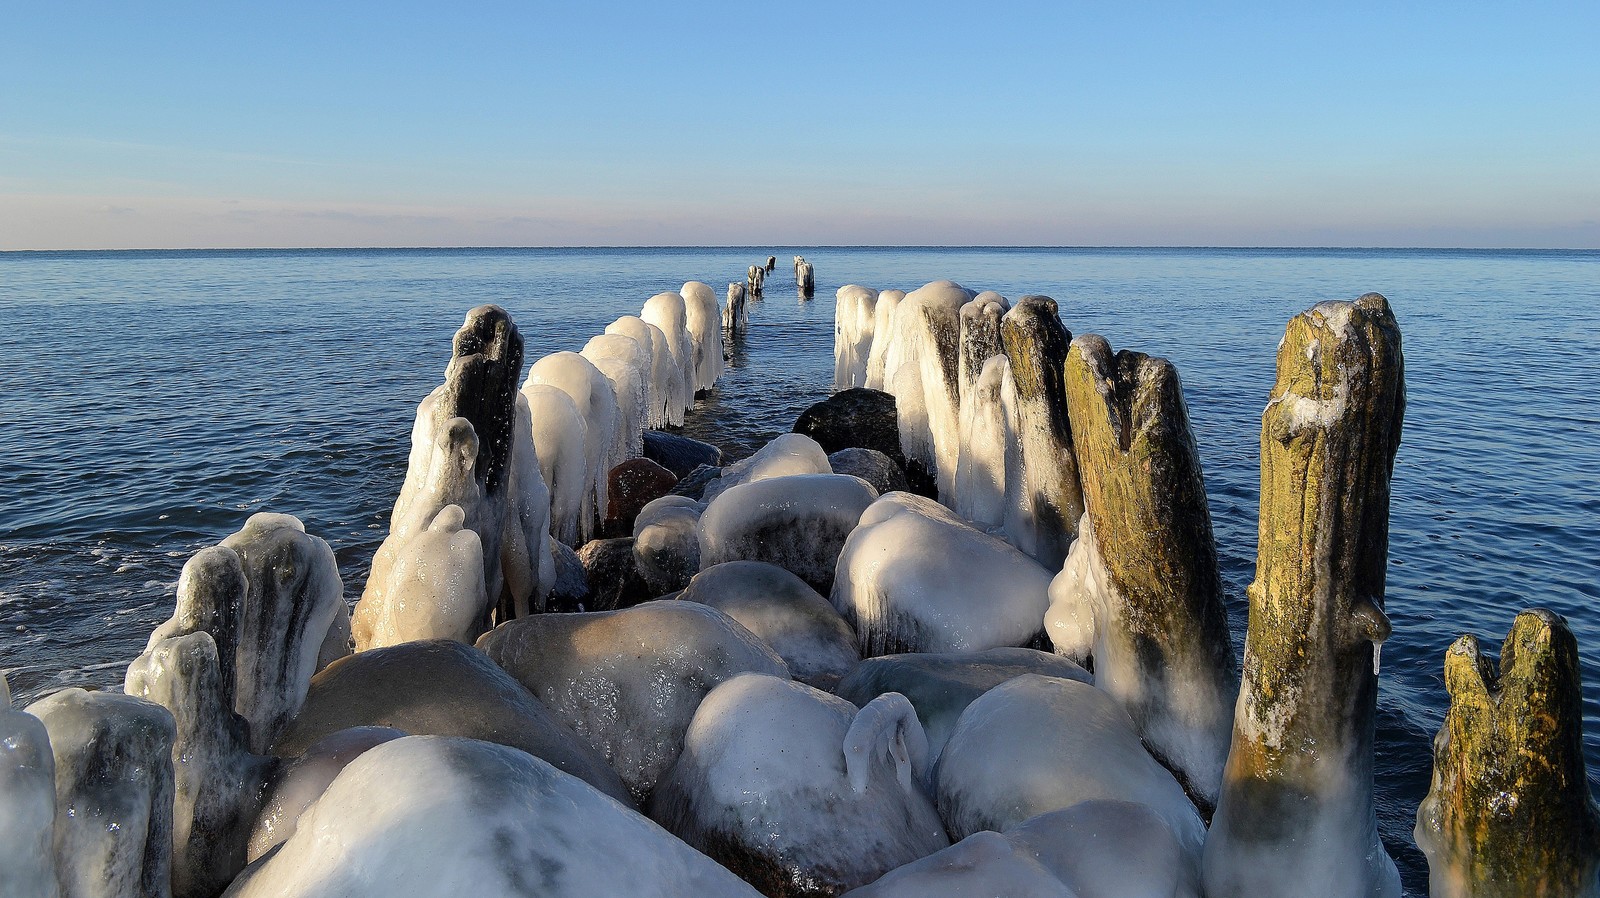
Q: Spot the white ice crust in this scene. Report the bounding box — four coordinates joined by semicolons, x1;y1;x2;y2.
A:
680;281;724;393
834;284;880;390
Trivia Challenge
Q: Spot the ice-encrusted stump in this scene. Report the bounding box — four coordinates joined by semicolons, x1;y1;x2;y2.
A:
834;284;879;389
1053;334;1237;807
582;333;649;463
2;673;59;898
526;350;624;540
270;639;629;803
642;290;697;418
652;675;948;898
725;282;748;335
698;473;879;596
999;295;1083;568
681;280;724;393
145;545;247;712
677;561;860;689
863;289;904;391
221;513;345;753
885;280;974;500
958;291;1008;403
125;632;276;898
225;736;764;898
28;689;176;898
1414;609;1600;898
832;492;1053;657
1202;293;1405;898
954;354;1010;529
477;601;788;803
604;316;666;429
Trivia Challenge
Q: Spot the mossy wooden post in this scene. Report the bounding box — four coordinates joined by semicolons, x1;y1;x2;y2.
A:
1202;293;1405;898
1415;609;1600;898
999;295;1083;568
1061;334;1237;809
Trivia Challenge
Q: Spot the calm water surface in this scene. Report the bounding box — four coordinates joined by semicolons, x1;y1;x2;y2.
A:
2;246;1597;895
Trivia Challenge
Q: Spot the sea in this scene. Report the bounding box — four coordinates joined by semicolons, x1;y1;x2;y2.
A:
1;246;1596;894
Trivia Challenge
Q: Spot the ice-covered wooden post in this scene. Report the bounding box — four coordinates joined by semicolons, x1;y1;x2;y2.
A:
1203;293;1404;898
998;295;1083;568
1414;609;1600;898
1056;334;1237;808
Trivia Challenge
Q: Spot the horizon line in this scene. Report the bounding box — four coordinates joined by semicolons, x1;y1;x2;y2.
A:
4;244;1597;254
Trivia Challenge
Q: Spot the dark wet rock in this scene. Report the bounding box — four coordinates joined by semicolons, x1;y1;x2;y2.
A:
269;639;630;804
793;388;903;463
671;463;723;501
577;537;652;611
547;539;589;613
605;458;680;538
644;430;724;479
826;448;908;496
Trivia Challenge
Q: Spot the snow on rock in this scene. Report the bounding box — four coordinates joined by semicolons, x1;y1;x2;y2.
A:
699;473;879;595
633;495;704;597
1;672;59;898
681;281;724;393
223;736;764;898
677;561;860;689
832;492;1051;657
652;674;949;896
884;281;973;501
834;284;880;390
525;351;623;543
477;601;788;803
934;675;1205;872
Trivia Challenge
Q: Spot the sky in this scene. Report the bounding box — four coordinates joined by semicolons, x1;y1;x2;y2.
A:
2;1;1597;249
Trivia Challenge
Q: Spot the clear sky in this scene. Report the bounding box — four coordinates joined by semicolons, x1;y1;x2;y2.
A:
3;1;1597;249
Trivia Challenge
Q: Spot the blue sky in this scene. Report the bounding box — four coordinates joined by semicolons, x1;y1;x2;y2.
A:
3;2;1596;249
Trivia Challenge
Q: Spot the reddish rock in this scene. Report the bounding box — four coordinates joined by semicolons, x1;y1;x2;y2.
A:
604;458;680;538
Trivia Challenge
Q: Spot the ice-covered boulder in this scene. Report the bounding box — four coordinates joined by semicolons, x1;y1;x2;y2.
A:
1203;294;1404;898
998;295;1083;568
245;725;403;863
681;280;724;393
934;675;1205;867
839;830;1074;898
833;648;1089;766
526;350;623;543
1051;334;1237;807
953;353;1011;529
826;447;908;496
884;280;974;500
223;736;764;898
834;284;879;389
1414;609;1600;898
701;432;832;504
222;513;346;752
677;561;860;689
642;290;696;416
653;674;948;897
576;536;652;611
699;472;878;595
124;631;276;898
270;639;629;803
832;492;1052;656
633;495;704;596
582;332;650;464
477;601;788;802
864;289;905;391
1;673;59;898
28;688;176;898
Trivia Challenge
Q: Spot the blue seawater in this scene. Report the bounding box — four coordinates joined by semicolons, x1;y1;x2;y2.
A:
1;246;1597;895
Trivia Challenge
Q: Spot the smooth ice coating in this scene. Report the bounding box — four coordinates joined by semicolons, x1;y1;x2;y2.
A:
652;674;949;897
1009;801;1200;898
700;432;832;505
246;726;404;862
271;639;629;803
1203;294;1404;898
1;672;59;898
28;688;177;898
954;354;1011;530
833;648;1089;767
677;561;860;689
526;351;623;541
834;284;880;390
884;281;973;500
1414;609;1600;898
124;631;274;898
864;289;904;391
698;473;879;595
642;291;696;416
838;830;1075;898
832;492;1052;656
477;601;788;802
353;504;488;649
222;513;345;753
583;332;650;463
523;383;589;546
681;281;725;392
224;736;764;898
934;675;1205;868
633;495;704;596
999;295;1083;568
606;315;671;428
